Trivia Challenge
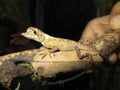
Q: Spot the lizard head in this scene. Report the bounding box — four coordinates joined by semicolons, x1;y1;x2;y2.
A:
21;27;45;42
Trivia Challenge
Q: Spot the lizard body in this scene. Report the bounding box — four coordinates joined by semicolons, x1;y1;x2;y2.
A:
22;27;93;52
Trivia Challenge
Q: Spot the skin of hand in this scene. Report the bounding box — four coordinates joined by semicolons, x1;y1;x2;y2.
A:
109;1;120;30
80;2;120;64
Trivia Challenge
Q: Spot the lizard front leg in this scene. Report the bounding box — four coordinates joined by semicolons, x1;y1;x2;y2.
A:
39;47;59;59
48;47;59;53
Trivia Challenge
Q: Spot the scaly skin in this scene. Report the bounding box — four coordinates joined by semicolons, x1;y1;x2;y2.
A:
22;27;95;59
22;27;93;51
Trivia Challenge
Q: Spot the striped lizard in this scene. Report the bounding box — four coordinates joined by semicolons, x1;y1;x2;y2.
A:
21;27;95;59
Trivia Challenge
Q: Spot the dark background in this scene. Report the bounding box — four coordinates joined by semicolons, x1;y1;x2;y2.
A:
0;0;120;90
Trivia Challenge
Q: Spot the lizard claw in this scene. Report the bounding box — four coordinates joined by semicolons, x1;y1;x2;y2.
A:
79;53;90;59
38;47;59;59
39;52;53;59
38;47;55;59
75;46;90;60
39;53;48;59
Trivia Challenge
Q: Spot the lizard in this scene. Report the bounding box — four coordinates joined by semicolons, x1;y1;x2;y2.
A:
21;27;95;59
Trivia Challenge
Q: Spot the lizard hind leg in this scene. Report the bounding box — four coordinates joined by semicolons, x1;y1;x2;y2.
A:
75;46;93;61
75;46;89;60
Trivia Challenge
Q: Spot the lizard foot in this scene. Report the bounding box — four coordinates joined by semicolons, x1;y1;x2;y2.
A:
39;47;59;59
75;46;90;60
39;53;49;59
86;53;96;72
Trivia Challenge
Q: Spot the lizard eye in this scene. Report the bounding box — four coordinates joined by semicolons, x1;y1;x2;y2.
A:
33;31;37;34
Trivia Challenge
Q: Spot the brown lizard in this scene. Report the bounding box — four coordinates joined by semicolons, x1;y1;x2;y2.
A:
21;27;95;59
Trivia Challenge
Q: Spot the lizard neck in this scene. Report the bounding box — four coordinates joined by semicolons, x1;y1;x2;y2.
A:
40;33;51;45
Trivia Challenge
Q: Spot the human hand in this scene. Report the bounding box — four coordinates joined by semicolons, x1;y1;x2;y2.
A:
80;2;120;64
10;32;30;46
80;1;120;41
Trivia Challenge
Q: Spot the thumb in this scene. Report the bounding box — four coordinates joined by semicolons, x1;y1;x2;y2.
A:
109;1;120;30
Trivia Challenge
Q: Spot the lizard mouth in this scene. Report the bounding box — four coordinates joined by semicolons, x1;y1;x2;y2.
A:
21;27;45;42
21;29;34;39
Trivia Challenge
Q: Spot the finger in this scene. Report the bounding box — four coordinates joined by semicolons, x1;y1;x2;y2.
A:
109;53;118;64
109;1;120;30
10;38;24;45
80;15;110;41
10;38;18;44
11;32;22;37
80;19;97;41
10;38;22;45
14;41;23;45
